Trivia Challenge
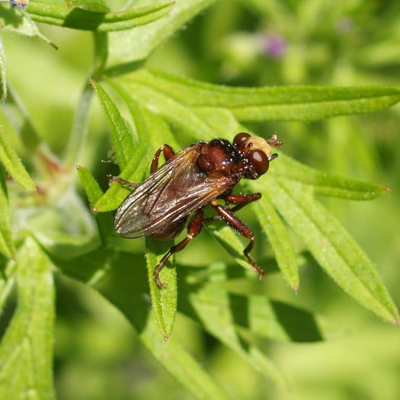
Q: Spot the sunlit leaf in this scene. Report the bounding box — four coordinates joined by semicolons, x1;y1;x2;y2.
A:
114;69;400;121
251;192;299;289
91;79;135;170
273;152;389;200
0;4;57;48
0;34;6;99
108;78;215;141
0;166;15;259
0;120;36;191
65;0;109;13
0;238;55;400
181;284;288;389
0;258;16;313
27;1;174;32
265;177;399;323
106;0;216;69
145;239;177;341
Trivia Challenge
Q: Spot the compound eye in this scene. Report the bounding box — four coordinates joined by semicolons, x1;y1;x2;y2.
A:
233;132;251;149
249;150;269;176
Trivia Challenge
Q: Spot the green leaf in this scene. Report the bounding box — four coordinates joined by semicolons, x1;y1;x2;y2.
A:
145;239;177;341
115;69;400;121
272;152;389;200
59;250;230;400
106;0;216;69
139;319;230;400
179;266;342;341
0;258;17;313
250;191;299;290
76;165;114;243
90;79;135;170
28;1;174;32
65;0;109;13
265;177;399;323
0;237;55;400
109;78;215;141
0;166;15;258
0;34;7;100
0;4;57;48
0;120;36;191
181;284;288;389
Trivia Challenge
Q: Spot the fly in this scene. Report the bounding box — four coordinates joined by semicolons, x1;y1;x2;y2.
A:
109;132;282;288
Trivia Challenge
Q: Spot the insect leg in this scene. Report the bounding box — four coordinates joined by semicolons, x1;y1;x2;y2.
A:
154;209;204;288
205;193;261;222
151;144;175;174
107;175;139;188
210;199;265;280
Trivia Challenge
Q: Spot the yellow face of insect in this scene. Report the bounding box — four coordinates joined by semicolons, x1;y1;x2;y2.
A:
244;136;273;160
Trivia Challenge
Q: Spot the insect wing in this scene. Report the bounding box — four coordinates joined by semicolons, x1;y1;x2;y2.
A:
114;144;230;238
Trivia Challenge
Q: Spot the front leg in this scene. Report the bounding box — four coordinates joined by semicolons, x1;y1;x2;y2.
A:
210;199;265;280
151;144;175;174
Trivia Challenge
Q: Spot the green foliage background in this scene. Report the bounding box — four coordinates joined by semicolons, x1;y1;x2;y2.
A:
1;0;400;399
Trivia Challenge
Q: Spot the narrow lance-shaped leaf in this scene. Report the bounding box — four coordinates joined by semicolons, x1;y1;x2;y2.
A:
0;237;55;400
0;166;15;258
0;34;7;99
108;79;215;142
0;120;36;191
0;4;57;48
179;272;343;342
90;79;135;170
267;177;399;323
64;0;109;13
272;152;389;200
76;165;114;244
27;1;174;32
0;258;17;314
106;0;216;68
115;69;400;122
180;284;288;389
145;239;177;341
250;187;299;290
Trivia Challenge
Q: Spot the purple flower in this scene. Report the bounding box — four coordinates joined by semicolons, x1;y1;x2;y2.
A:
261;34;287;59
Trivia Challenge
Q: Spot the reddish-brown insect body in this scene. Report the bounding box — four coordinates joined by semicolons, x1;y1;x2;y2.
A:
110;133;282;288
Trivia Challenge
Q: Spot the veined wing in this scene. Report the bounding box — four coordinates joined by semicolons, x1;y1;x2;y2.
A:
114;143;231;238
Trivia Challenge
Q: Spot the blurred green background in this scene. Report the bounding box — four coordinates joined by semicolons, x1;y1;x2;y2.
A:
2;0;400;399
